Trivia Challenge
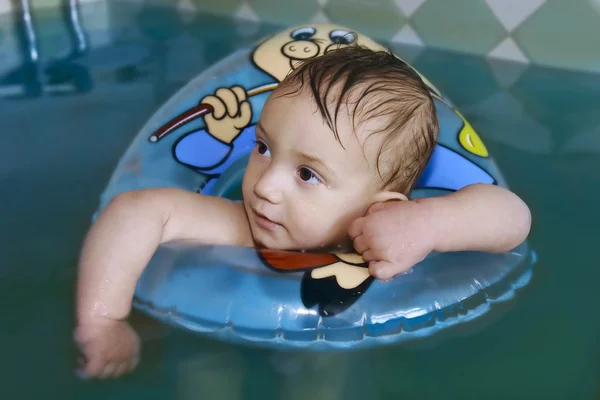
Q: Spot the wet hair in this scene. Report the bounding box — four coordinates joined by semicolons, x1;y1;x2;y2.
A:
274;44;439;195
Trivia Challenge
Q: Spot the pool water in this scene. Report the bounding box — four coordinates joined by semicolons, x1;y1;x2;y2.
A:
1;1;600;399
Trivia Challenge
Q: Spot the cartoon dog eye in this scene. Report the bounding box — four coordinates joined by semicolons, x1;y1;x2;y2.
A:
290;27;317;41
329;30;356;45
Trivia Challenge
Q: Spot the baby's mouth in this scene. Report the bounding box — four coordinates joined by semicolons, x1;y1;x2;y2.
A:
252;208;282;231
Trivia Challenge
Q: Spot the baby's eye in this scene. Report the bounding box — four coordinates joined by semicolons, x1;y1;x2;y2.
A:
255;140;271;157
298;167;321;184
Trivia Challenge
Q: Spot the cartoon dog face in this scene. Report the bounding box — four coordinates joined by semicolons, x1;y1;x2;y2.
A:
252;23;441;97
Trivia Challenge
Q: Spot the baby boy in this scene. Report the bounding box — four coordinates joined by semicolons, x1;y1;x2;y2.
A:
74;45;531;379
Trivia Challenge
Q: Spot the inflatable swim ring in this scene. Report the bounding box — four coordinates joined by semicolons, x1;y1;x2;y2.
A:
96;23;535;350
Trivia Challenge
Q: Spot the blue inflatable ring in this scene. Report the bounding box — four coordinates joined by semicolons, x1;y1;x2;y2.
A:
96;23;535;350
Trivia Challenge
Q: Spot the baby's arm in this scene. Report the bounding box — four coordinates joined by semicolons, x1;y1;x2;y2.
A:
349;183;531;280
75;188;252;378
421;183;531;253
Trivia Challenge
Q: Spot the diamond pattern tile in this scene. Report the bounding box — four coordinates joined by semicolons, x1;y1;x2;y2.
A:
388;42;425;65
462;91;553;154
394;0;425;17
177;0;198;23
1;0;600;75
235;3;260;22
186;12;251;60
562;125;600;155
488;38;529;64
30;0;61;10
510;66;600;145
325;0;406;40
0;0;9;14
191;0;243;17
412;49;501;108
513;0;600;73
391;25;424;47
487;58;529;89
485;0;546;32
249;0;320;26
411;0;507;54
311;10;330;24
136;2;185;41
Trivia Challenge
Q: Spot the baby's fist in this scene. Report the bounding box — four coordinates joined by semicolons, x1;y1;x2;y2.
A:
74;319;140;379
348;200;436;280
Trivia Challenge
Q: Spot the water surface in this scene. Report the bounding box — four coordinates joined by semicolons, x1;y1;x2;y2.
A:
1;1;599;399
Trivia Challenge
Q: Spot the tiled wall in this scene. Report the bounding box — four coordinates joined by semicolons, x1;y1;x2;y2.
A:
1;0;599;73
209;0;600;73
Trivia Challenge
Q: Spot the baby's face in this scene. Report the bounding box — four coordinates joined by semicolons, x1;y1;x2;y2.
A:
242;86;385;251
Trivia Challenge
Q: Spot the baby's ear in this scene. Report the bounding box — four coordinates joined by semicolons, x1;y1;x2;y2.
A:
372;190;408;204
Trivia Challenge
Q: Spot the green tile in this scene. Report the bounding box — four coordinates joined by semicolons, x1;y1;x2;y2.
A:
249;0;319;26
30;0;62;10
388;42;425;66
412;48;501;108
461;91;554;154
510;66;600;142
325;0;406;40
191;0;243;17
135;2;186;41
411;0;507;55
513;0;600;73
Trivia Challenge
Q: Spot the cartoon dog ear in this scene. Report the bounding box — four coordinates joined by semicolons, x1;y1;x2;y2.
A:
256;248;339;272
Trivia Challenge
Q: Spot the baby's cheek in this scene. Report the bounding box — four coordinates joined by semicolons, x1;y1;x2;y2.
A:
291;206;330;246
295;207;346;248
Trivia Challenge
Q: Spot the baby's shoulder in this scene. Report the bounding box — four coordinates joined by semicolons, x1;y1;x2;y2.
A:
211;198;254;247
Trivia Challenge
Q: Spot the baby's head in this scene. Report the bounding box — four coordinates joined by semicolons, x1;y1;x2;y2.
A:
242;45;438;251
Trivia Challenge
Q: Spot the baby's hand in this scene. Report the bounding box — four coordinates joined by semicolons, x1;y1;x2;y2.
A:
202;86;252;143
74;319;140;379
348;200;436;280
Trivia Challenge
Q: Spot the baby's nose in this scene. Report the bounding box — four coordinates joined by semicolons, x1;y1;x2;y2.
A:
282;41;319;60
253;179;282;204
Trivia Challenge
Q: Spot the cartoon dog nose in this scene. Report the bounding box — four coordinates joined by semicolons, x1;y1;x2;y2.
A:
282;41;319;59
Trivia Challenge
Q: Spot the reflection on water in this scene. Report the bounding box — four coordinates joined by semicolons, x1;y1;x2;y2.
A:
1;0;92;97
1;1;599;399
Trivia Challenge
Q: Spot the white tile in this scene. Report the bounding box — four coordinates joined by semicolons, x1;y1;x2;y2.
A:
0;0;11;14
394;0;426;18
488;37;529;64
485;0;547;32
391;25;424;47
177;0;197;23
311;10;330;23
235;2;260;22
